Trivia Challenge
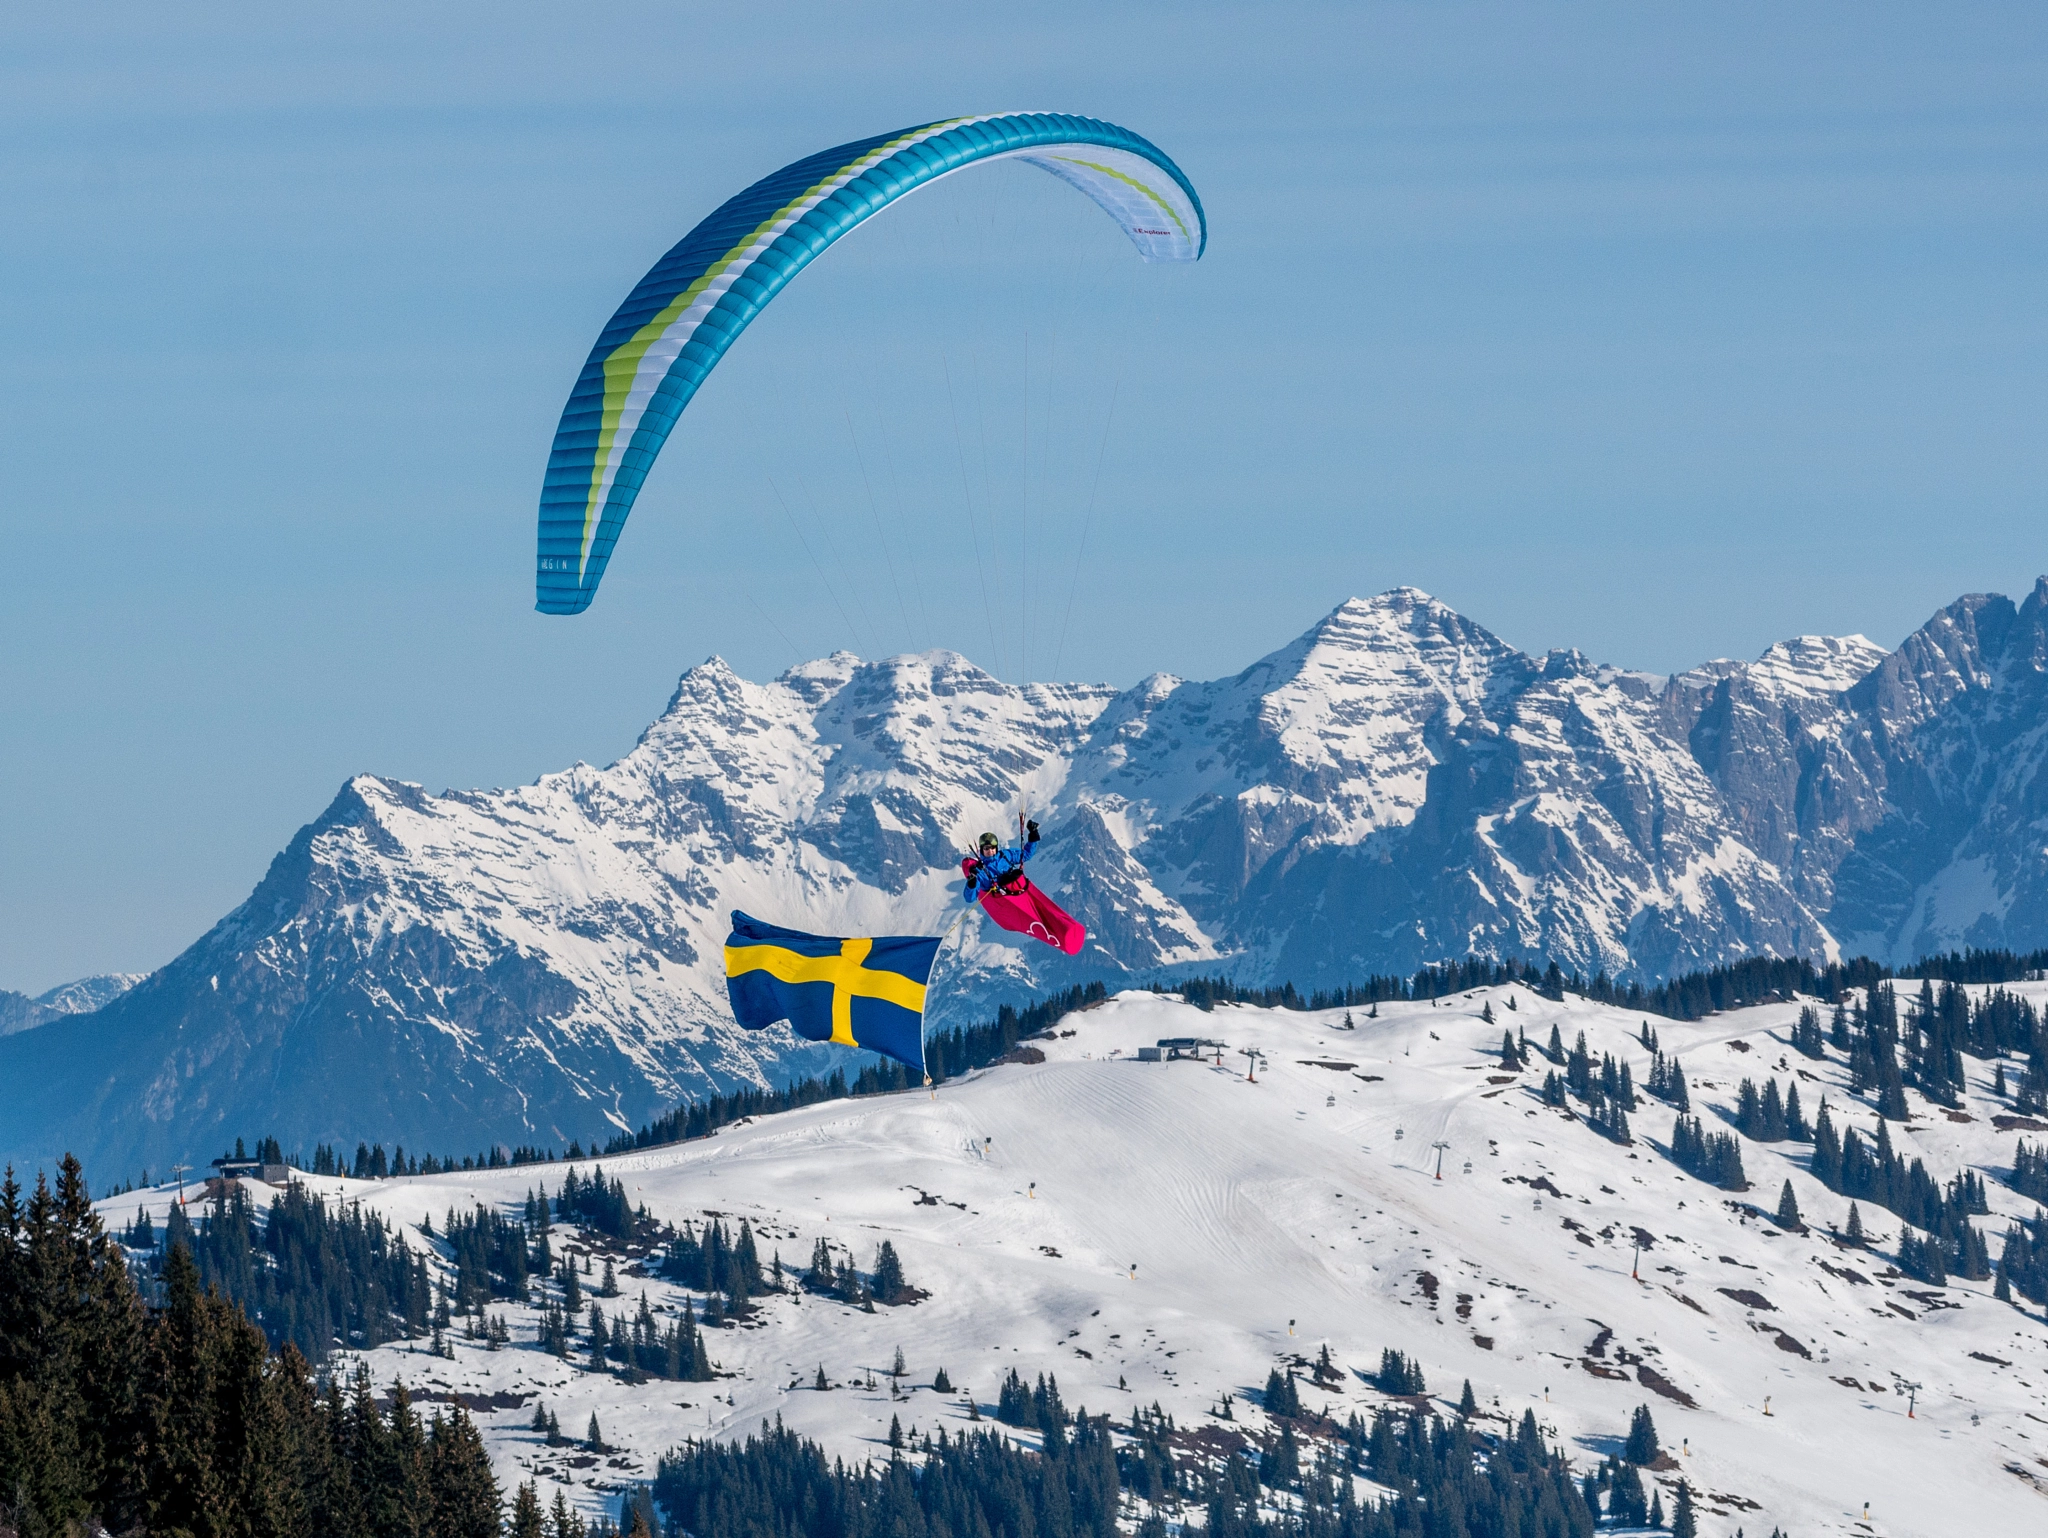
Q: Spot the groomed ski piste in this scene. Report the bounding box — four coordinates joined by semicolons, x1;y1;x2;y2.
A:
101;984;2048;1536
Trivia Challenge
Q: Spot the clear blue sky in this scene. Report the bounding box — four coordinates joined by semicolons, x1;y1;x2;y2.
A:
3;2;2044;991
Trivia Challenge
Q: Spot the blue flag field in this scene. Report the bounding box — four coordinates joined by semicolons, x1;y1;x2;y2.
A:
722;911;943;1073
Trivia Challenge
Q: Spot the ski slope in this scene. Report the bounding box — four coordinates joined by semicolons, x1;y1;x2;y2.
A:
105;985;2048;1536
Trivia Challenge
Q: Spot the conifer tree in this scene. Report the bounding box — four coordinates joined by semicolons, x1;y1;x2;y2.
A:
1458;1379;1478;1418
1775;1181;1802;1230
1261;1422;1300;1489
1610;1462;1649;1525
587;1413;605;1454
561;1258;582;1314
1760;1078;1787;1141
1812;1099;1843;1187
1481;1000;1496;1025
1314;1342;1338;1384
1737;1078;1763;1137
806;1237;835;1293
1263;1367;1302;1417
872;1241;909;1305
1624;1403;1659;1464
1879;1073;1910;1121
1671;1479;1697;1538
362;1378;430;1538
428;1404;503;1537
1846;1203;1867;1246
512;1481;546;1538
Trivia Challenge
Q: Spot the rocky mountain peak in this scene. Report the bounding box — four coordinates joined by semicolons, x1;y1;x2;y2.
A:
1744;634;1888;699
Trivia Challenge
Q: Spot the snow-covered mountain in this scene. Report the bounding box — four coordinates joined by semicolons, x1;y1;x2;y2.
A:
35;971;147;1015
0;972;145;1037
12;581;2048;1180
95;983;2048;1538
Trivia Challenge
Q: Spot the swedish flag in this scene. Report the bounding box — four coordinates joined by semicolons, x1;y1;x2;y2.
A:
723;911;942;1073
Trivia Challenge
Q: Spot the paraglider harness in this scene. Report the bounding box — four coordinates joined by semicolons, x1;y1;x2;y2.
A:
965;818;1040;901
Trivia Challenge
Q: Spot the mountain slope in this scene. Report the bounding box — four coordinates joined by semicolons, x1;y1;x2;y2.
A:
100;983;2048;1538
15;582;2048;1179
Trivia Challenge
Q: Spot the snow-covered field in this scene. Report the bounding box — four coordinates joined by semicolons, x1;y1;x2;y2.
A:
103;985;2048;1536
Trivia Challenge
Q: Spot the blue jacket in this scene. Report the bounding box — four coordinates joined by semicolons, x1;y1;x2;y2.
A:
962;836;1036;901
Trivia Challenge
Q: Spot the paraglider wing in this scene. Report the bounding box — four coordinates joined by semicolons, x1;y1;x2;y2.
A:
536;112;1206;615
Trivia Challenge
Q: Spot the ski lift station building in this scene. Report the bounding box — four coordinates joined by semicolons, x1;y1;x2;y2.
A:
1136;1037;1228;1062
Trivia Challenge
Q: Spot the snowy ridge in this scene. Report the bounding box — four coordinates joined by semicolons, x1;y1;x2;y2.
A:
13;580;2048;1179
0;973;142;1036
99;984;2048;1538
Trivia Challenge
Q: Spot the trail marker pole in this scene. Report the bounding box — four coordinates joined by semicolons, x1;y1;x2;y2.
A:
1901;1379;1921;1418
1431;1141;1450;1180
1631;1240;1641;1280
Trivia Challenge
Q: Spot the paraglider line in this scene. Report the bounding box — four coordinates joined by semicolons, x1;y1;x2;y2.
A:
874;421;934;653
766;477;865;655
843;408;916;655
1051;377;1120;682
797;473;883;658
1020;330;1029;683
968;345;1007;676
942;356;1005;679
747;595;802;669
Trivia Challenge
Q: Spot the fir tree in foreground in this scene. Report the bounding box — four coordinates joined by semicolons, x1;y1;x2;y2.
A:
0;1153;504;1536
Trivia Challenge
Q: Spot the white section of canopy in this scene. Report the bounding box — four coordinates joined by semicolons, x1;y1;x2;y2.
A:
1013;145;1203;263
